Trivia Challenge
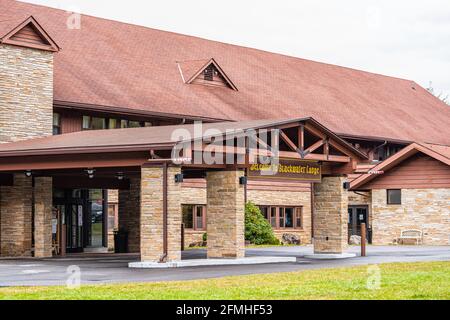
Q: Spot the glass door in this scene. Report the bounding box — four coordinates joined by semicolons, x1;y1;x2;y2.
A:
348;206;370;242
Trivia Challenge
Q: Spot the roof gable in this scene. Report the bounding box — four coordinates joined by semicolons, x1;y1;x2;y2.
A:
0;16;60;52
350;142;450;190
179;58;238;91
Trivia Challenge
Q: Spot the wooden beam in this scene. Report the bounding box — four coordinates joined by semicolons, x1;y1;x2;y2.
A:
278;151;350;163
298;125;305;151
279;130;298;152
305;139;325;154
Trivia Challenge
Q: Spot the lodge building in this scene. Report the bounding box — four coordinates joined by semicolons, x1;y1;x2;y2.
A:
0;0;449;261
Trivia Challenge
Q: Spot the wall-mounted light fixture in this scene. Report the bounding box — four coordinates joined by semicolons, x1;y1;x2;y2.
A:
343;182;350;190
239;176;248;185
25;170;32;178
85;168;95;179
175;173;184;183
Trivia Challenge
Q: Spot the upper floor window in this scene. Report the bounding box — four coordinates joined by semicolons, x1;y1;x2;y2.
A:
259;206;303;229
387;189;401;205
53;113;61;135
182;204;206;230
82;116;106;130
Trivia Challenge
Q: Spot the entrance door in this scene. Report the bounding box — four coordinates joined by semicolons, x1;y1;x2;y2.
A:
54;189;106;253
348;206;370;243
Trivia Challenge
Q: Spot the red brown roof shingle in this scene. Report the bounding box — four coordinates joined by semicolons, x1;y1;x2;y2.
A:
1;0;450;144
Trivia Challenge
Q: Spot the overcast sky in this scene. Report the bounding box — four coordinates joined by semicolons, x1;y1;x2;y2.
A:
23;0;450;99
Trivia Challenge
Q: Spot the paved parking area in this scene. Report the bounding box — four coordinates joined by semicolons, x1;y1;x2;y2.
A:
0;245;449;287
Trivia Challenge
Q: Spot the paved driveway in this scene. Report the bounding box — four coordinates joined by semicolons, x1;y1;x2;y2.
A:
0;245;449;287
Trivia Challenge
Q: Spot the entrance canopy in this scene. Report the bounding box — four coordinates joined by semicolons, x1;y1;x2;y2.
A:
0;117;367;186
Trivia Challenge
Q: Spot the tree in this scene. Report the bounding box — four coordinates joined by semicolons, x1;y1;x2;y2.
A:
245;202;280;245
427;82;449;105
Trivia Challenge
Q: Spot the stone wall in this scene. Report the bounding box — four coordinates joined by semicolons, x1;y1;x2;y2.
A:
313;176;349;254
206;170;245;259
34;177;53;258
118;177;140;253
0;44;54;257
0;174;33;257
248;189;312;244
180;186;312;247
0;44;53;143
140;166;181;262
371;188;450;245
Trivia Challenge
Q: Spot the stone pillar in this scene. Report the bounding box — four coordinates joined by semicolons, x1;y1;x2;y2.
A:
313;176;348;254
34;177;53;258
118;177;140;253
0;174;33;257
140;166;181;262
206;170;245;259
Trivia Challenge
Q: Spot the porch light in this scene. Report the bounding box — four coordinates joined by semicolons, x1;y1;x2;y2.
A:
25;170;32;178
85;168;95;179
117;172;125;181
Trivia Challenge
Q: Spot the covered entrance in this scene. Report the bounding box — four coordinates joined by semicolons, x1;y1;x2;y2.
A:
0;118;367;262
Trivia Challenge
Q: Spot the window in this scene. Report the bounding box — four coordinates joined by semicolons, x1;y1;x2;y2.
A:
53;113;61;135
182;205;206;230
258;206;303;229
82;116;106;130
387;189;401;205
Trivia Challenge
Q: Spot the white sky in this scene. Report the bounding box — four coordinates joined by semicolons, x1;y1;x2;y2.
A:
22;0;450;99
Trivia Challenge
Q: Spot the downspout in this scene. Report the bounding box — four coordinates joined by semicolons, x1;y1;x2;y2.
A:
159;162;168;263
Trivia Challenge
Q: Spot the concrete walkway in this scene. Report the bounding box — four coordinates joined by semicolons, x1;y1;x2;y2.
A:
0;245;449;287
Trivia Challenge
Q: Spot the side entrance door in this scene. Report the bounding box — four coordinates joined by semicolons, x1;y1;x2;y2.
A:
348;206;371;243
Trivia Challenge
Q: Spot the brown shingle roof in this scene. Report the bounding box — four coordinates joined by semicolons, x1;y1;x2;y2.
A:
2;0;450;144
0;118;367;160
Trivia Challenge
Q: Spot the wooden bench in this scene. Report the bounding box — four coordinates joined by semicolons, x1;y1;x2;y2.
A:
399;229;422;245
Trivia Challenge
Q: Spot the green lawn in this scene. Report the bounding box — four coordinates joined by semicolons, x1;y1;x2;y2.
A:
0;261;448;300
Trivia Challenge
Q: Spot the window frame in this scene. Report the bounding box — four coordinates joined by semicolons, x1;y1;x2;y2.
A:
53;113;61;135
259;205;303;230
182;204;206;231
387;189;402;205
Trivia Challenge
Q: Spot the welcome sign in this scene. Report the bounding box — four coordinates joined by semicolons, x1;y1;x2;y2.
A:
248;159;322;182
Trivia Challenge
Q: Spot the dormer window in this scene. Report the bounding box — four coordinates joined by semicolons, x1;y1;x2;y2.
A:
177;58;238;91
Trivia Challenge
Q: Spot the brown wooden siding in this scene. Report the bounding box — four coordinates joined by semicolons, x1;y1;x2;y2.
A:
10;24;48;46
61;112;82;134
182;178;311;192
364;153;450;189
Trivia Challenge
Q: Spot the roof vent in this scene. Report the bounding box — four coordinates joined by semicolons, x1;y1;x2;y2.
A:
177;58;238;91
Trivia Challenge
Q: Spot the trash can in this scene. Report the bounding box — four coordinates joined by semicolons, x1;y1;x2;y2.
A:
114;229;128;253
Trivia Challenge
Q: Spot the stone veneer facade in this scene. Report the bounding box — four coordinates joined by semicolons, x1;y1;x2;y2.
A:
33;177;53;258
180;186;312;247
0;44;53;143
313;176;348;254
0;44;54;257
206;170;245;259
118;178;140;253
0;174;33;256
247;189;312;244
371;188;450;245
140;166;182;262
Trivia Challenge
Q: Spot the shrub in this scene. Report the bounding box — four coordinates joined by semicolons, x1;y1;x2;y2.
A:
245;202;280;245
202;233;207;242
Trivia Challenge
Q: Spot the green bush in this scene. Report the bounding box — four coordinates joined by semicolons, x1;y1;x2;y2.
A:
245;202;280;245
202;233;207;242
